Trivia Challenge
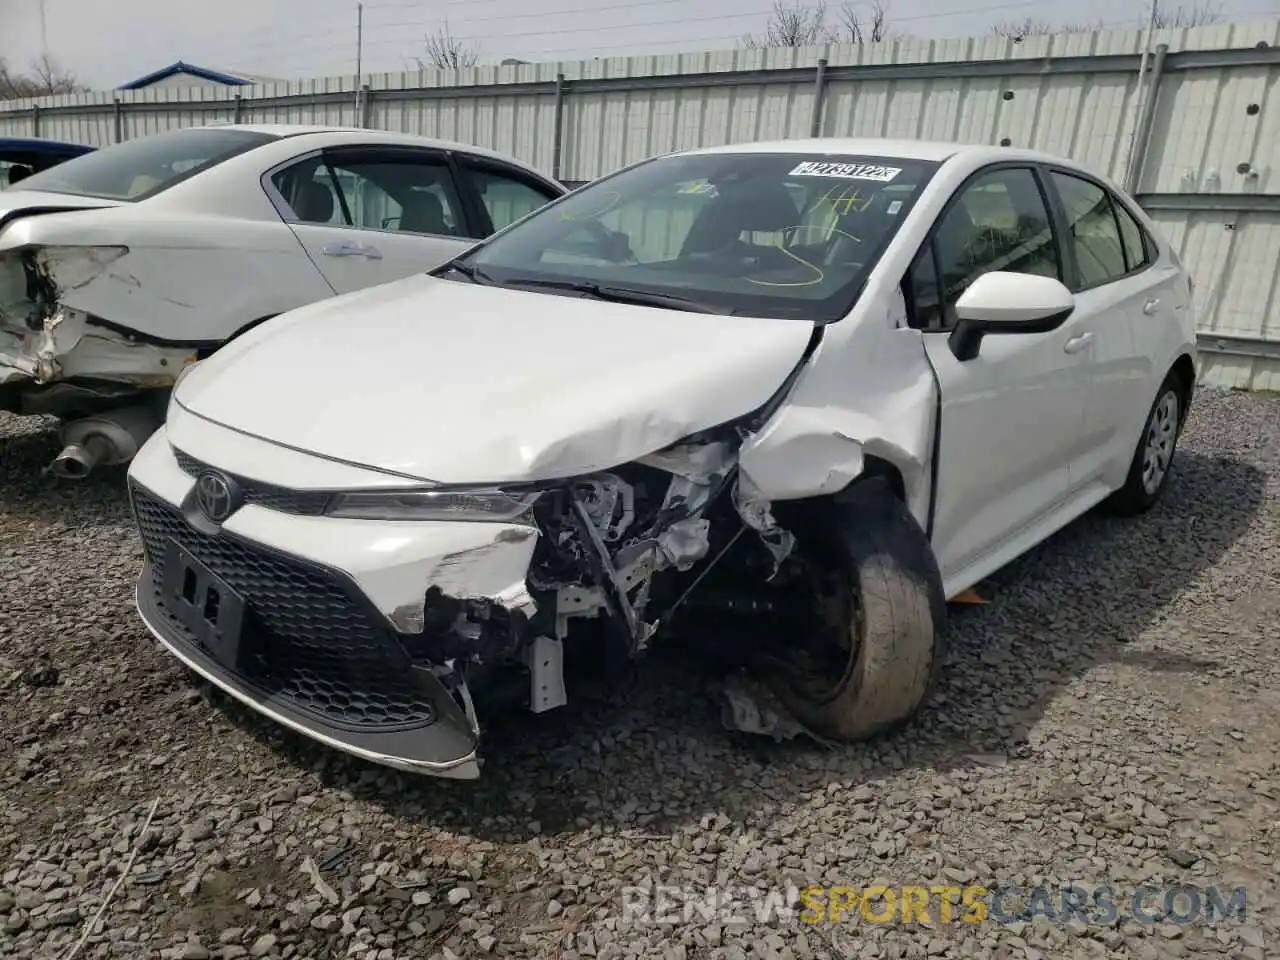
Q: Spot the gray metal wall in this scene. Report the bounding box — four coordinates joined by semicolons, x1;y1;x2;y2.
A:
2;21;1278;388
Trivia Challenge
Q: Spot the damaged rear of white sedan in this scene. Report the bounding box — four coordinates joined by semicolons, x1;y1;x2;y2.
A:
126;138;1197;779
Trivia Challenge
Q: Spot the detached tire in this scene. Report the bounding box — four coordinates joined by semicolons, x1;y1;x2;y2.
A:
1106;368;1186;516
772;479;948;742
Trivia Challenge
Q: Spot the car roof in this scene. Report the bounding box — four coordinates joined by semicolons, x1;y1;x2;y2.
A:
680;137;1067;167
0;136;95;155
194;123;547;171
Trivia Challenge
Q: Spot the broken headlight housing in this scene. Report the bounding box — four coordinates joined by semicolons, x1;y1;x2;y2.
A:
324;488;541;524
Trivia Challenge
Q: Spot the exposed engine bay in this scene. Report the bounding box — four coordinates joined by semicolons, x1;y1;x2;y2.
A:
408;419;836;744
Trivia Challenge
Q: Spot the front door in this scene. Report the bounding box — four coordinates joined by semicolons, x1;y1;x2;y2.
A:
909;165;1092;590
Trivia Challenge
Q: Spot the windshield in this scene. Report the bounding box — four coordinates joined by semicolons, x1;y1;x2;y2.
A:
460;151;938;321
13;127;277;201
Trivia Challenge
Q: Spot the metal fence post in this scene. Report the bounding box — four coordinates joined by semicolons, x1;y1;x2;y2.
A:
810;58;828;137
233;93;243;124
31;104;40;137
552;73;567;181
1127;42;1169;195
361;85;374;128
112;97;123;142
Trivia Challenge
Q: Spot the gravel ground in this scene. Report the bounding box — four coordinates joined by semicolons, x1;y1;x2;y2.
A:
1;387;1278;960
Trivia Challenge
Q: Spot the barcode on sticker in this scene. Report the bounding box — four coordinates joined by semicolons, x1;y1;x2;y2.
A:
789;161;901;182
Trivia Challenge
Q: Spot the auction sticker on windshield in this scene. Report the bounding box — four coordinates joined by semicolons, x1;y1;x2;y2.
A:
789;161;902;182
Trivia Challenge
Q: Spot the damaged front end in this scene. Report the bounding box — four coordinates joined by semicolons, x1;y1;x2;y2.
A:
134;416;817;782
0;243;192;476
388;417;817;763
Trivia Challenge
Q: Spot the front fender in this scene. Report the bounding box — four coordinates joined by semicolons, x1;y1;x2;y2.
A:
738;405;934;518
736;300;939;529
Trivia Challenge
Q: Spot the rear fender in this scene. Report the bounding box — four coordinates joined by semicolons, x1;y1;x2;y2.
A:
0;214;333;346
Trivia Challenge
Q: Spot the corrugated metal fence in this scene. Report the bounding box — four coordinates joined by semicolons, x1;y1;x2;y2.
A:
2;20;1279;388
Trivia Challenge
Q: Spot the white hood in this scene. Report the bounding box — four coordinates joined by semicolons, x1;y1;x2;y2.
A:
176;273;816;484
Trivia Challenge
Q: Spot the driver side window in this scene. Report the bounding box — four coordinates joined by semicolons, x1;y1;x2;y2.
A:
905;166;1061;331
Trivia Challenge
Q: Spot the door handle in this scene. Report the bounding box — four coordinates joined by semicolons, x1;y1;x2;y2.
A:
321;241;359;256
1143;298;1160;315
1063;332;1094;354
322;241;383;260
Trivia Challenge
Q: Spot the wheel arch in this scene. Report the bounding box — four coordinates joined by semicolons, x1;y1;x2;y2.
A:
840;454;906;503
772;454;915;545
1170;351;1196;428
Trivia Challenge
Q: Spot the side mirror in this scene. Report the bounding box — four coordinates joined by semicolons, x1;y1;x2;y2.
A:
947;271;1075;362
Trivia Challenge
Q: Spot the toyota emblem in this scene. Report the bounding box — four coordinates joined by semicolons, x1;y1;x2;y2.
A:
194;470;239;523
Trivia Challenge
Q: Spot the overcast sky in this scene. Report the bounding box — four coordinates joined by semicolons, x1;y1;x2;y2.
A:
2;0;1277;89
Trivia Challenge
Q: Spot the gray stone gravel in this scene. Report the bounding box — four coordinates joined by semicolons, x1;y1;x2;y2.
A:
1;388;1278;960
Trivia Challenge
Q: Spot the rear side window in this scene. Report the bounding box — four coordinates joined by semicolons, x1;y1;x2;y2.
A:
1050;171;1130;289
13;128;277;202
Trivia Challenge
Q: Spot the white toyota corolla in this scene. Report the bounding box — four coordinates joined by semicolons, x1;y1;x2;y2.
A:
127;138;1197;780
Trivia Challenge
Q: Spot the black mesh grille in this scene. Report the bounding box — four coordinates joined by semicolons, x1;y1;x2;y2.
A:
131;484;437;730
172;448;333;516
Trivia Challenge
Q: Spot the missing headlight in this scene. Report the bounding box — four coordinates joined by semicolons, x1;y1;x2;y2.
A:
325;488;542;523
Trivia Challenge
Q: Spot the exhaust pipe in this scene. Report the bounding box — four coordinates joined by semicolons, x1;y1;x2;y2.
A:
49;405;162;480
51;437;114;479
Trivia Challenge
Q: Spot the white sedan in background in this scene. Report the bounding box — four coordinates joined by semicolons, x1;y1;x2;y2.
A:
0;124;567;477
127;137;1196;780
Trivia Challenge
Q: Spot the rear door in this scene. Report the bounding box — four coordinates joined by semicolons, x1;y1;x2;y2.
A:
267;145;479;294
1042;167;1178;493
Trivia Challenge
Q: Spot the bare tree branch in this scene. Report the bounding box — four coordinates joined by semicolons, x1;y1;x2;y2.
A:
838;0;894;42
990;2;1223;38
1149;2;1223;28
990;17;1106;38
741;0;833;48
741;0;898;47
0;53;86;99
416;21;479;70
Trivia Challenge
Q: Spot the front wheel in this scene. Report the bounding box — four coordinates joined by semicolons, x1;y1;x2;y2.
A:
1106;370;1185;516
769;479;948;742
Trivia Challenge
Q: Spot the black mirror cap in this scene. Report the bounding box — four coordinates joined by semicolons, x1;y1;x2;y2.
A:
947;305;1075;362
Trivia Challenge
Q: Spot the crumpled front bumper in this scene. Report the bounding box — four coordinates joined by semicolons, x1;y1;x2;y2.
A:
127;423;544;779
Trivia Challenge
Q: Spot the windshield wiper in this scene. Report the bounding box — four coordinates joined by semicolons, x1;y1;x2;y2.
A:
438;260;493;284
500;277;732;314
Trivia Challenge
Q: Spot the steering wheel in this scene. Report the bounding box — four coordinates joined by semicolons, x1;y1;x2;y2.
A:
582;219;639;264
